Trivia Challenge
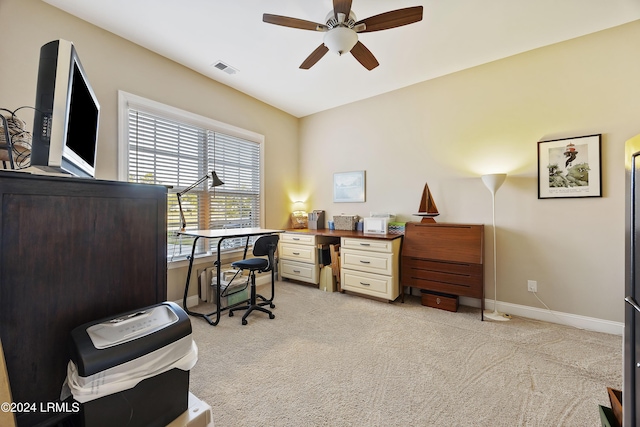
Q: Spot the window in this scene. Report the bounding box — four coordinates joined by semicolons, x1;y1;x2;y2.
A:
118;91;264;260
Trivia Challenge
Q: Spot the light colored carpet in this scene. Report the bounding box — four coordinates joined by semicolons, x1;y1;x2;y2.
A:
188;281;621;427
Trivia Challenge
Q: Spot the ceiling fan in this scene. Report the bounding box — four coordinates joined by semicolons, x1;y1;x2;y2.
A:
263;0;423;70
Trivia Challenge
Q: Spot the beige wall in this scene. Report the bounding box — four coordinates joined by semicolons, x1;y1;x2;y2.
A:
3;0;638;323
0;0;299;301
300;20;640;323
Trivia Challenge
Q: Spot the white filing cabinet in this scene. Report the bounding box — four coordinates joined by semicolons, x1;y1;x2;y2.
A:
279;232;337;285
340;236;402;301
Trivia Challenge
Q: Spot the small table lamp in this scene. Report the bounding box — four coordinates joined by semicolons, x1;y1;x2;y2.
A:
177;171;224;230
291;201;308;229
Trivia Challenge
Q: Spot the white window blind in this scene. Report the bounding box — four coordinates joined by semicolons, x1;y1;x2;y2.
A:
120;93;262;260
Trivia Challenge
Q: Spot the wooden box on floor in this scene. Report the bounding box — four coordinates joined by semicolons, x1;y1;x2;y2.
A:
421;291;459;312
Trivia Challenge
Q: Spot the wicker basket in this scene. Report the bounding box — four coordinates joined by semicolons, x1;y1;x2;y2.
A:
333;215;358;231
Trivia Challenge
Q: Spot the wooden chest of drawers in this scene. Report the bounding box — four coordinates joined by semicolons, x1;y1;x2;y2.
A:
401;222;485;319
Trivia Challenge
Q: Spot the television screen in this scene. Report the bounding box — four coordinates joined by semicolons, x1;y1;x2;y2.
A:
30;39;100;178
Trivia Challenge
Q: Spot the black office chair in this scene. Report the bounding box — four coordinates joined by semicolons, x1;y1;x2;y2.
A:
229;234;279;325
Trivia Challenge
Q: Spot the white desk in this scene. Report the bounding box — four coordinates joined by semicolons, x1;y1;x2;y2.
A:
178;228;283;325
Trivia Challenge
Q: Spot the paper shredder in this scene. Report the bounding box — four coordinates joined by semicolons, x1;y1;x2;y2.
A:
66;301;197;427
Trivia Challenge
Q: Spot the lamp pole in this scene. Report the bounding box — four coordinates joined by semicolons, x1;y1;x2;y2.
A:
481;173;510;321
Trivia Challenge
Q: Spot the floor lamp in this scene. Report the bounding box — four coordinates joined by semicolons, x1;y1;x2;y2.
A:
482;173;510;321
177;171;224;230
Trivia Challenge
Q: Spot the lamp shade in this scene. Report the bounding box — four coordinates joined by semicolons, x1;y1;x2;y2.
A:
323;27;358;55
292;201;306;213
481;173;506;195
210;171;224;187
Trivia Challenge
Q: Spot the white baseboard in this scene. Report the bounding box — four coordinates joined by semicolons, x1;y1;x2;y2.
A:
183;294;200;308
461;297;623;335
181;282;624;335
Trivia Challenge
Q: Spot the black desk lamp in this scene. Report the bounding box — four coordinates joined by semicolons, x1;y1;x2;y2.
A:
177;171;224;230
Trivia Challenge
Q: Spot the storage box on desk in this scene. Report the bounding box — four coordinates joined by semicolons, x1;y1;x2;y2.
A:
421;290;459;312
333;215;358;230
388;221;406;234
66;302;198;427
308;210;325;229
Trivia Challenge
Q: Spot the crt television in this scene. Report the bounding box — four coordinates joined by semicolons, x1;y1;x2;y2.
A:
30;39;100;178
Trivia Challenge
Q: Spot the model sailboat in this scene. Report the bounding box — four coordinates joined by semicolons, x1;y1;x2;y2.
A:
414;183;439;223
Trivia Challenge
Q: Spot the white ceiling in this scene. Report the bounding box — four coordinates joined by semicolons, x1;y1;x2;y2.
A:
43;0;640;118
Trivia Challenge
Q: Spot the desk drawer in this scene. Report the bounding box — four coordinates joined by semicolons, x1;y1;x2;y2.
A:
281;233;316;246
341;237;393;253
280;243;317;263
341;269;390;297
341;249;394;276
280;259;318;284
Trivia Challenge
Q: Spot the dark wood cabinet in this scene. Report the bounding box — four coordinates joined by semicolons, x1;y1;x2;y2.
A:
0;171;167;426
401;222;485;319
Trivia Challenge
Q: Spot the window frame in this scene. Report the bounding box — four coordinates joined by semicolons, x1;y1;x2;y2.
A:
117;90;265;265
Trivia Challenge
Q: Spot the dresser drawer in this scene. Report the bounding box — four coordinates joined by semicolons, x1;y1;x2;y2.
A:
341;237;393;253
402;258;483;298
341;248;394;276
280;259;318;284
280;243;317;263
281;233;316;246
341;269;391;298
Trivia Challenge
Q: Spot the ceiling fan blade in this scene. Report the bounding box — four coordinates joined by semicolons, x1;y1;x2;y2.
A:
263;14;327;31
355;6;423;33
300;44;329;69
350;41;379;70
333;0;352;21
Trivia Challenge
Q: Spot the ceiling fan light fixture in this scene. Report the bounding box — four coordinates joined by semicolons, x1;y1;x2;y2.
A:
264;3;423;69
323;27;358;55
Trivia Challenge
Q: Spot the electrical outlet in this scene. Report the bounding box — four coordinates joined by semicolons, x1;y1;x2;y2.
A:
527;280;537;293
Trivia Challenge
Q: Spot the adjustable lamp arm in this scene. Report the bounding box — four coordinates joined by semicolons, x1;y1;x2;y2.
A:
177;174;211;198
177;171;224;231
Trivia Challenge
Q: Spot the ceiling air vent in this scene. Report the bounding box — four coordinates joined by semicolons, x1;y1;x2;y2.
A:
212;61;238;75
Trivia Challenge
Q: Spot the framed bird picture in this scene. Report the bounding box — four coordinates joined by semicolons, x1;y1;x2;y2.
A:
538;134;602;199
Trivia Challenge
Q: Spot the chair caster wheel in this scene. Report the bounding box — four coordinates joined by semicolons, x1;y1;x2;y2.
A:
269;313;275;319
242;319;247;325
270;304;275;309
229;311;234;317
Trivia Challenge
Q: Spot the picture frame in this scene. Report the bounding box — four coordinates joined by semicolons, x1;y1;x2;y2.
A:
538;134;602;199
333;170;365;203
